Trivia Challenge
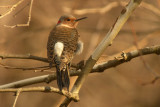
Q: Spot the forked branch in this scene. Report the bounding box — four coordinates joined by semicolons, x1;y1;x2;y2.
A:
0;86;79;102
0;45;159;89
60;0;142;106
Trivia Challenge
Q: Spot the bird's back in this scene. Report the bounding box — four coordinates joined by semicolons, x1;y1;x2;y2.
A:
47;15;86;91
47;25;79;91
47;25;79;67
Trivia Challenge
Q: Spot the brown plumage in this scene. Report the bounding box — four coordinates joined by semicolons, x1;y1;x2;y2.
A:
47;15;87;91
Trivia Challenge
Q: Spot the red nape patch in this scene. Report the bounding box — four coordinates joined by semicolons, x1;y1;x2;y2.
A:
57;20;61;24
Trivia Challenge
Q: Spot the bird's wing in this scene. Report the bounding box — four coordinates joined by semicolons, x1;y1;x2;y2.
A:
75;40;84;55
47;26;79;67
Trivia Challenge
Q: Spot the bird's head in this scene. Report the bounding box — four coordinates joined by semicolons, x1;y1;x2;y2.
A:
56;15;87;28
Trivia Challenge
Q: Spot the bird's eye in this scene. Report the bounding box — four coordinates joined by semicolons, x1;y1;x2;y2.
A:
67;19;70;21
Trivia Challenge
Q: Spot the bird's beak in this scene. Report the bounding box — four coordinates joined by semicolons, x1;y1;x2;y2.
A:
75;17;87;22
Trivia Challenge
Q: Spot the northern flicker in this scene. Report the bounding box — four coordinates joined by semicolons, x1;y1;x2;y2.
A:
47;15;86;91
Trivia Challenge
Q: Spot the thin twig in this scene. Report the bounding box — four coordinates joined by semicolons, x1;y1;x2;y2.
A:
0;87;79;102
0;54;48;62
13;2;30;17
128;21;159;77
0;62;50;71
0;0;25;19
13;88;22;107
0;54;77;68
4;0;34;28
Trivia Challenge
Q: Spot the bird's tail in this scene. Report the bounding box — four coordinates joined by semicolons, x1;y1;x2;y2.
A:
56;64;70;91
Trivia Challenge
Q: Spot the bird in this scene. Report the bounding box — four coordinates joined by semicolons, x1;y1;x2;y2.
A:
47;15;87;91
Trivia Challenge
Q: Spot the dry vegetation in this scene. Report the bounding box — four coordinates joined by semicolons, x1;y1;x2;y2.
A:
0;0;160;107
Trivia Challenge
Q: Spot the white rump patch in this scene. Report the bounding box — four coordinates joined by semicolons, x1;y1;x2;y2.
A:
54;42;64;56
75;41;83;55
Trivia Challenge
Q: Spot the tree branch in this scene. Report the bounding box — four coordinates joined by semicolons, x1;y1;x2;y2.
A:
0;54;48;62
0;73;56;89
0;45;159;89
0;62;50;71
0;54;77;68
13;88;21;107
0;86;79;102
0;0;25;19
92;45;160;73
60;0;142;106
0;45;159;102
4;0;34;28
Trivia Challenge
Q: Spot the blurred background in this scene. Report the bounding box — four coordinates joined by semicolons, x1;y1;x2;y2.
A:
0;0;160;107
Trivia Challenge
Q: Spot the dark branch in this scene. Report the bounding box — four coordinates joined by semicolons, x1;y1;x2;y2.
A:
0;54;48;62
0;54;77;68
0;45;159;89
